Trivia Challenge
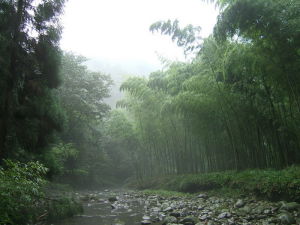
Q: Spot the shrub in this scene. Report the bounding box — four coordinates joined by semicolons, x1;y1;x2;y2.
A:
0;160;48;225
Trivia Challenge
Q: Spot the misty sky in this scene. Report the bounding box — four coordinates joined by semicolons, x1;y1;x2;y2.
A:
60;0;218;68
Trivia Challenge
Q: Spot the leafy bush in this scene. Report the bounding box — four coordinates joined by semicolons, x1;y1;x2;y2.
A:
46;197;83;221
0;160;83;225
0;160;48;225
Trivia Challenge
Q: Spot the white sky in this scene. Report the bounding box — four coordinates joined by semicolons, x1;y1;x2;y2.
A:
60;0;218;68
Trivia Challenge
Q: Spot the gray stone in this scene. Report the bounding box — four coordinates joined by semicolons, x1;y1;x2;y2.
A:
108;196;118;202
163;206;173;212
235;199;245;208
281;202;300;211
141;220;151;225
198;194;208;199
180;216;199;225
278;212;296;224
142;215;151;220
170;212;181;217
217;212;231;219
199;214;209;221
163;216;177;225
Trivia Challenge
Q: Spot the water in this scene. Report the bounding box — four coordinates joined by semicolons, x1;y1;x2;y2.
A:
52;190;151;225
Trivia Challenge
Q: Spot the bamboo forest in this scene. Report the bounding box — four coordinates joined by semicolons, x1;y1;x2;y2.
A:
0;0;300;225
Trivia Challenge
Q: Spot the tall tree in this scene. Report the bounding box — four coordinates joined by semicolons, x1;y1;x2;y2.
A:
0;0;66;159
53;52;113;187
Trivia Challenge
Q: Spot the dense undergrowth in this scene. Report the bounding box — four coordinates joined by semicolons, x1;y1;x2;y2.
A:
0;160;82;225
134;166;300;202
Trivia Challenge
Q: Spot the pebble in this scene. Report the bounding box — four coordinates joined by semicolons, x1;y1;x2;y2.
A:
76;191;300;225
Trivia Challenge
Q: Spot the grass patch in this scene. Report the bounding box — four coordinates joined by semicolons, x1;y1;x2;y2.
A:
142;189;192;198
132;166;300;202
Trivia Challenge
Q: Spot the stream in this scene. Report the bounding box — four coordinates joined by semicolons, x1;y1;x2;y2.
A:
52;190;151;225
52;190;300;225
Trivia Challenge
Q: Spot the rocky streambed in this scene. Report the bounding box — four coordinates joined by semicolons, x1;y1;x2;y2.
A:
53;190;300;225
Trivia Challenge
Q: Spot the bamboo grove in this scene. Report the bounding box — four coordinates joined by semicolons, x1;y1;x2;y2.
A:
116;0;300;179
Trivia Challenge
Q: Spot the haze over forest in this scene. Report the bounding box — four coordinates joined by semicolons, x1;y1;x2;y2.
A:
1;0;300;224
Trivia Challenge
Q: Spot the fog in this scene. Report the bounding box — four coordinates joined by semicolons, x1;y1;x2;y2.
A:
59;0;218;107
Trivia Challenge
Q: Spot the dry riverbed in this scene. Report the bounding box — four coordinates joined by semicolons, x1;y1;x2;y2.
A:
53;190;300;225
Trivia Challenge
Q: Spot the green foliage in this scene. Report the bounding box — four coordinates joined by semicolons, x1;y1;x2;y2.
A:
118;0;300;181
43;142;79;176
53;52;114;188
101;110;137;183
142;189;191;198
150;19;201;55
46;197;83;221
136;167;300;202
0;0;66;159
0;160;47;225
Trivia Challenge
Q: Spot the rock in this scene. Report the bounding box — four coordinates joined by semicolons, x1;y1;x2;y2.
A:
235;199;245;208
198;194;208;199
197;206;204;210
199;214;209;221
80;195;90;201
163;216;177;225
151;207;160;212
278;212;296;224
179;216;199;225
263;209;271;215
253;205;264;214
240;205;251;214
281;202;300;211
217;212;231;219
170;212;181;217
108;196;118;202
163;206;173;212
141;220;152;225
142;215;151;220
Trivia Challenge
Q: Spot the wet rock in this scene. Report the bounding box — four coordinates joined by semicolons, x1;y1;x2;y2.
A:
163;206;173;212
151;207;160;212
179;216;199;225
199;214;209;221
252;205;264;214
278;212;296;224
280;202;300;211
170;212;181;217
197;194;208;199
217;212;231;219
240;205;251;214
141;220;152;225
108;196;118;202
163;216;177;224
142;215;151;220
80;195;90;201
235;199;245;208
263;209;271;215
